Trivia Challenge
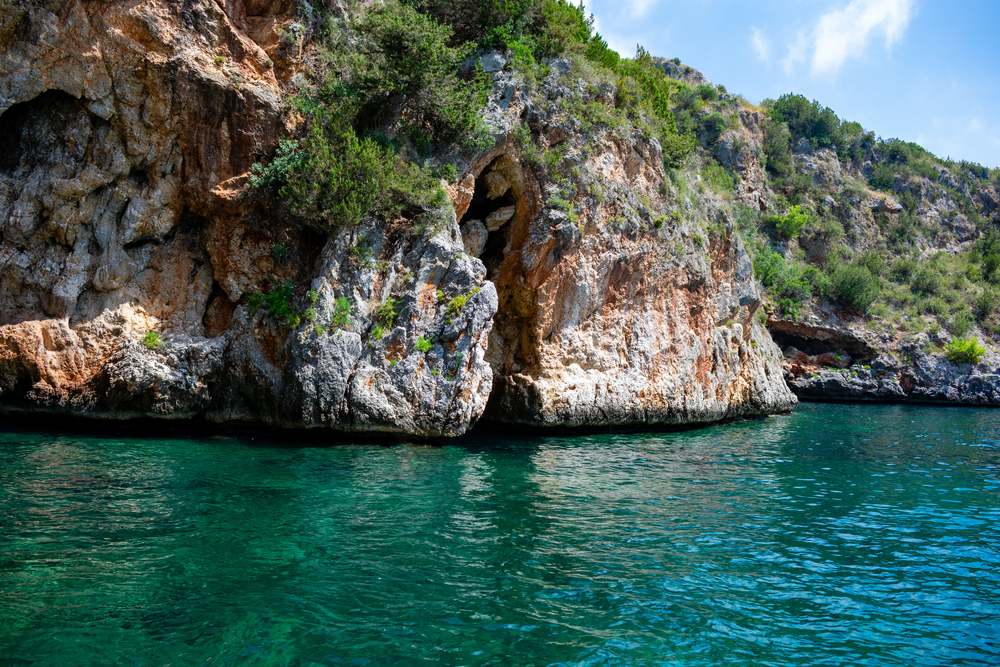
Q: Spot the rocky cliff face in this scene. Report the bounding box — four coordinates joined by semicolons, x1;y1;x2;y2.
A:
0;2;795;436
465;65;793;428
672;73;1000;406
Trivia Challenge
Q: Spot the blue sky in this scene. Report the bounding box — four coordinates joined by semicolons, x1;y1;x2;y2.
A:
583;0;1000;168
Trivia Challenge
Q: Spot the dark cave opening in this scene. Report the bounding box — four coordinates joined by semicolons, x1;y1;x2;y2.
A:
459;172;517;227
479;227;508;281
0;90;90;175
459;157;518;280
768;329;874;361
0;97;31;173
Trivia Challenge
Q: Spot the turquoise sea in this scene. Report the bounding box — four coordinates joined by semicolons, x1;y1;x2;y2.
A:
1;403;998;666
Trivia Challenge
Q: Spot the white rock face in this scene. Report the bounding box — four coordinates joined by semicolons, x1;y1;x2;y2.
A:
460;219;488;257
215;219;499;437
471;66;796;429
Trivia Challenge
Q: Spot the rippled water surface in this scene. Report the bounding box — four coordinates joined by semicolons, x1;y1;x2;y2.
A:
1;404;998;666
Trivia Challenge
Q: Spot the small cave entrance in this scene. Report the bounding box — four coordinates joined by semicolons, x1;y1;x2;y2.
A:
0;90;93;175
459;155;520;281
0;99;29;174
767;324;875;362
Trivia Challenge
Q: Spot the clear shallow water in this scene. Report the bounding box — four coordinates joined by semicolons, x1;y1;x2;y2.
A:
0;404;998;667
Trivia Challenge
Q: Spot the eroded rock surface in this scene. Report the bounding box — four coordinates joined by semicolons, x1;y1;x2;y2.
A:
0;8;796;435
774;321;1000;405
467;62;796;428
0;1;495;436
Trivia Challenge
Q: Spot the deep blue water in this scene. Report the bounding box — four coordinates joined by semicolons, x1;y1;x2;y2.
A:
0;403;998;666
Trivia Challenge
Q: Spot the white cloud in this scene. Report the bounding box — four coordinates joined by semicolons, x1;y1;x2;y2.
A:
623;0;658;19
968;118;984;133
782;30;810;75
811;0;915;75
750;27;771;62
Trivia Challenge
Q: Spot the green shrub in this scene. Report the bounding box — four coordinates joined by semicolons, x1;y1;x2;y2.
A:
701;162;733;195
911;268;942;295
699;113;727;144
774;205;810;240
733;203;759;233
696;84;717;101
831;264;880;311
984;253;1000;281
672;86;702;112
779;298;802;320
919;296;948;316
967;263;984;283
432;163;458;182
975;227;1000;258
416;336;433;352
944;338;986;364
803;265;832;298
251;3;487;227
248;281;301;328
946;309;974;338
890;258;918;281
870;163;895;190
376;295;401;327
270;243;289;265
762;119;792;176
660;132;699;169
537;0;592;55
354;4;489;143
768;93;846;151
975;287;998;319
751;244;815;304
854;249;887;278
141;331;164;350
282;122;394;228
331;297;353;331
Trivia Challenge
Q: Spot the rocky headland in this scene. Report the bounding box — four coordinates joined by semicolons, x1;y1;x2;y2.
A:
0;0;798;436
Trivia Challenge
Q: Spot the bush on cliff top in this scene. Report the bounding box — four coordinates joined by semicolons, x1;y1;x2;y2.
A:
419;0;697;168
251;2;475;227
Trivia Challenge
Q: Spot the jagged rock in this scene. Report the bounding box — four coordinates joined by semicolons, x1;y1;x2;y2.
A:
651;58;710;87
476;128;796;429
777;324;1000;405
485;206;516;232
478;52;507;73
485;170;512;199
461;219;488;257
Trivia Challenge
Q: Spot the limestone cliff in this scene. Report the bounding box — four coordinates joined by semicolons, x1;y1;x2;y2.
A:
0;1;795;436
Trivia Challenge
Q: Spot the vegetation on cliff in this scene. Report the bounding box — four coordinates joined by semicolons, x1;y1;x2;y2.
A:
249;0;699;234
251;0;999;356
659;77;1000;348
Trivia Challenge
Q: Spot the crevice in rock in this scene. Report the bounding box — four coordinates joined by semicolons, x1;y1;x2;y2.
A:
203;280;235;338
128;166;150;188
